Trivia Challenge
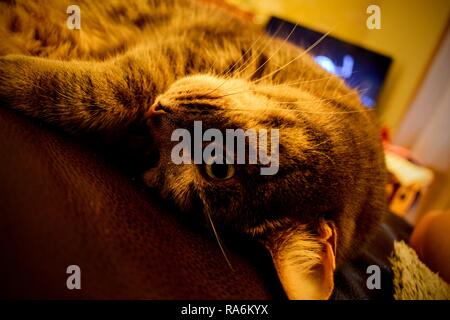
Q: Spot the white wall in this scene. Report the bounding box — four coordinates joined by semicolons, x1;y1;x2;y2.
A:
394;26;450;223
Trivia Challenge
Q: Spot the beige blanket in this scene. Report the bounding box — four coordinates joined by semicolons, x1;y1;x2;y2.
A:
390;241;450;300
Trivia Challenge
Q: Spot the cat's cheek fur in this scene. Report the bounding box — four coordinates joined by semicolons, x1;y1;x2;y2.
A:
144;161;201;212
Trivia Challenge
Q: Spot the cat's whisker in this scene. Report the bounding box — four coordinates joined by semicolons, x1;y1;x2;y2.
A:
205;22;287;96
262;70;358;93
206;211;234;271
310;139;333;149
275;108;370;114
275;87;370;103
243;22;300;80
307;149;336;165
270;74;345;87
211;74;363;100
178;106;373;115
253;28;334;84
213;89;255;99
232;21;289;76
221;33;266;78
230;21;287;76
318;73;334;101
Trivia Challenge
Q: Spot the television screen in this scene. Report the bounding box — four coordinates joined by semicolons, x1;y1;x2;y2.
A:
266;17;392;108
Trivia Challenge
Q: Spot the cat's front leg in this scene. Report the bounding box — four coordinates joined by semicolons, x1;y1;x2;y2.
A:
0;54;151;135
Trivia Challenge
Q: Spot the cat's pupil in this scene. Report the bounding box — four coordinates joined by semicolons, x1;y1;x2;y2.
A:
211;162;230;179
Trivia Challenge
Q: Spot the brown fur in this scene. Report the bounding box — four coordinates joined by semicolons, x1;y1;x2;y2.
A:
0;0;387;296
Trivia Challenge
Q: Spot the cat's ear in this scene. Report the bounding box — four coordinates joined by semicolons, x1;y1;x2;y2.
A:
264;220;337;300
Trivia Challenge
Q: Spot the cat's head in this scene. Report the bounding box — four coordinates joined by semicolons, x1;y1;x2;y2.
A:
144;74;352;299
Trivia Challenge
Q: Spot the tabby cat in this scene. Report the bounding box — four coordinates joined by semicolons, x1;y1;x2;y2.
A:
0;0;387;299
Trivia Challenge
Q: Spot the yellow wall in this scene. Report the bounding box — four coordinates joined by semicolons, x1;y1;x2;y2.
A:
231;0;450;132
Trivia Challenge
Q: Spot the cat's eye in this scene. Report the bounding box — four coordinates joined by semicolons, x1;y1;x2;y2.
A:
204;161;235;180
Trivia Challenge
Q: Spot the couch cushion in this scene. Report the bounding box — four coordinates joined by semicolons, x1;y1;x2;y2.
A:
0;107;275;299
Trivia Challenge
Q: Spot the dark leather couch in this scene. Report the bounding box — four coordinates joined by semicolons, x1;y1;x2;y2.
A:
0;107;411;299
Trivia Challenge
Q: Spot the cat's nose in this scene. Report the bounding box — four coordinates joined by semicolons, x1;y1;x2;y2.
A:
145;103;166;119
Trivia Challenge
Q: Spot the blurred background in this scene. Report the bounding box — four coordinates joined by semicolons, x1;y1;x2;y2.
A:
223;0;450;227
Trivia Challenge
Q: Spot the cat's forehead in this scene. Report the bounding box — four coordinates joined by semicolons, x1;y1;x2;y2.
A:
158;74;302;122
